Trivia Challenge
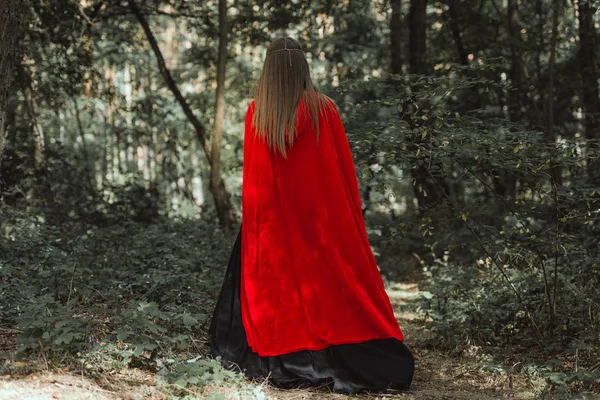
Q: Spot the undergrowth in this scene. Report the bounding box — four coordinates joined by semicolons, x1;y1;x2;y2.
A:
0;209;257;398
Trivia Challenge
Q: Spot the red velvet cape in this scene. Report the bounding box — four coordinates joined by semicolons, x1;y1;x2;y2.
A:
241;98;404;357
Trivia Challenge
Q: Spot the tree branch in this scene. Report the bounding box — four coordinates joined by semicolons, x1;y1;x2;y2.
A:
423;162;544;339
128;0;212;164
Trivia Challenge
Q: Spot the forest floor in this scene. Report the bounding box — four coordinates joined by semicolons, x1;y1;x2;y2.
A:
0;276;541;400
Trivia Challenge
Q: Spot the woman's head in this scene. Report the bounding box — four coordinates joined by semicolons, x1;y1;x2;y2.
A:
252;37;330;157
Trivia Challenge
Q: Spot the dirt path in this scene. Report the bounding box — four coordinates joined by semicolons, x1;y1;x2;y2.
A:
0;283;536;400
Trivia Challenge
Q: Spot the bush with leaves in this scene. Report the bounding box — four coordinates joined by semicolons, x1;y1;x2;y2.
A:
336;66;600;396
0;207;236;382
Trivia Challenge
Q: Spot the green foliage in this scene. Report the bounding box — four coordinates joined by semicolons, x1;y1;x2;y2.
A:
158;357;237;388
339;68;600;396
0;207;235;375
16;295;90;357
2;0;600;397
155;356;269;399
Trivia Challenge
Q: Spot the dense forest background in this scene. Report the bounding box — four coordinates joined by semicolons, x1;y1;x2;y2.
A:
1;0;599;399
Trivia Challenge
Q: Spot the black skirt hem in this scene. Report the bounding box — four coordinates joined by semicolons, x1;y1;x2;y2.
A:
208;229;415;395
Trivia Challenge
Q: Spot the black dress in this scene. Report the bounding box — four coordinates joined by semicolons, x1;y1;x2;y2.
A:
208;229;415;394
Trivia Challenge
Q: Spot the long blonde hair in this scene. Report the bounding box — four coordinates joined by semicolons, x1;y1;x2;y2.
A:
251;37;332;157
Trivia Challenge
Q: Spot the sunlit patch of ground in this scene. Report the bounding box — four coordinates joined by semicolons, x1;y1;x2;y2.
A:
0;371;162;400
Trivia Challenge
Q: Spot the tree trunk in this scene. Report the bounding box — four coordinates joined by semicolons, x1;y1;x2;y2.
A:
0;0;23;179
407;0;447;213
72;96;97;191
507;0;523;122
444;0;480;115
548;0;563;326
533;0;546;129
15;62;45;169
209;0;235;227
576;0;600;184
494;0;521;199
409;0;427;75
547;0;562;186
128;0;235;227
390;0;403;74
445;0;469;66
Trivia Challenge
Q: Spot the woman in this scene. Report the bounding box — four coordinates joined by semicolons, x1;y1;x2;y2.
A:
209;37;414;394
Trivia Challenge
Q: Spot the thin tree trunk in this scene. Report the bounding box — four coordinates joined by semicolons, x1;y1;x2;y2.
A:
445;0;469;66
100;63;110;188
533;0;546;129
382;0;404;215
390;0;403;74
548;0;562;325
103;63;116;181
576;0;600;184
128;0;234;227
507;0;523;121
444;0;479;115
408;0;448;214
209;0;235;227
548;0;562;186
0;0;23;178
72;96;96;191
493;0;521;199
17;62;45;169
409;0;427;75
129;0;210;157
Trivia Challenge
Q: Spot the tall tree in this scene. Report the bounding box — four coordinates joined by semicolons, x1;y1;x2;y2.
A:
17;62;45;169
390;0;403;74
444;0;469;66
492;0;521;199
507;0;523;123
210;0;235;227
0;0;23;178
128;0;235;227
407;0;448;213
547;0;562;185
409;0;427;75
576;0;600;183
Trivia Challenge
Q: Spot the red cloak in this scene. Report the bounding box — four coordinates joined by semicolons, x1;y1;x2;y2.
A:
241;98;404;357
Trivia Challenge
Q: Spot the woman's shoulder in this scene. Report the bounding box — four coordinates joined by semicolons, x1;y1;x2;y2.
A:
317;95;340;121
301;92;337;117
245;100;256;120
320;94;336;107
